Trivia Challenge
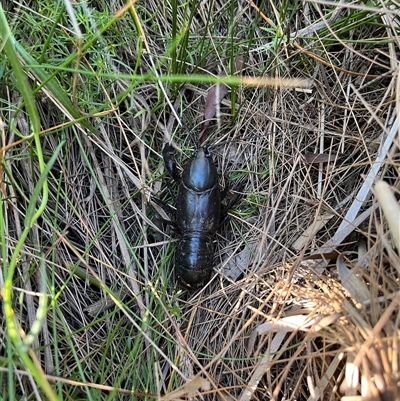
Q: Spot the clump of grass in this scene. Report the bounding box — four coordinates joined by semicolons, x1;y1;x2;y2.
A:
0;0;399;400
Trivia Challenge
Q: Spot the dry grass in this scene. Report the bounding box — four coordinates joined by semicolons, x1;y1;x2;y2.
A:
1;0;399;400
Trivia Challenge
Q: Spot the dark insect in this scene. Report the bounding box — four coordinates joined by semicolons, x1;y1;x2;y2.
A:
162;143;221;289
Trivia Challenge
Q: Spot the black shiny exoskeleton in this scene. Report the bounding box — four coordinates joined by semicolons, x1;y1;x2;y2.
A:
162;144;221;289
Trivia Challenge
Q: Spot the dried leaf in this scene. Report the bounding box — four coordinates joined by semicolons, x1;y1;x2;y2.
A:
317;115;398;258
304;153;337;164
199;84;229;143
254;315;319;335
183;376;210;393
306;354;341;401
255;316;310;333
204;83;229;121
242;332;286;401
160;376;211;401
340;362;359;395
223;247;253;281
234;55;244;74
244;312;339;401
374;180;400;253
337;255;370;303
292;214;334;251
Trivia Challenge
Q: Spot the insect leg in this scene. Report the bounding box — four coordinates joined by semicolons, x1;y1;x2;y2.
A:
162;143;181;183
220;180;245;224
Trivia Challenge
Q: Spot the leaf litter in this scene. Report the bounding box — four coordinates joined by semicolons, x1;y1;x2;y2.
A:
2;1;400;400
